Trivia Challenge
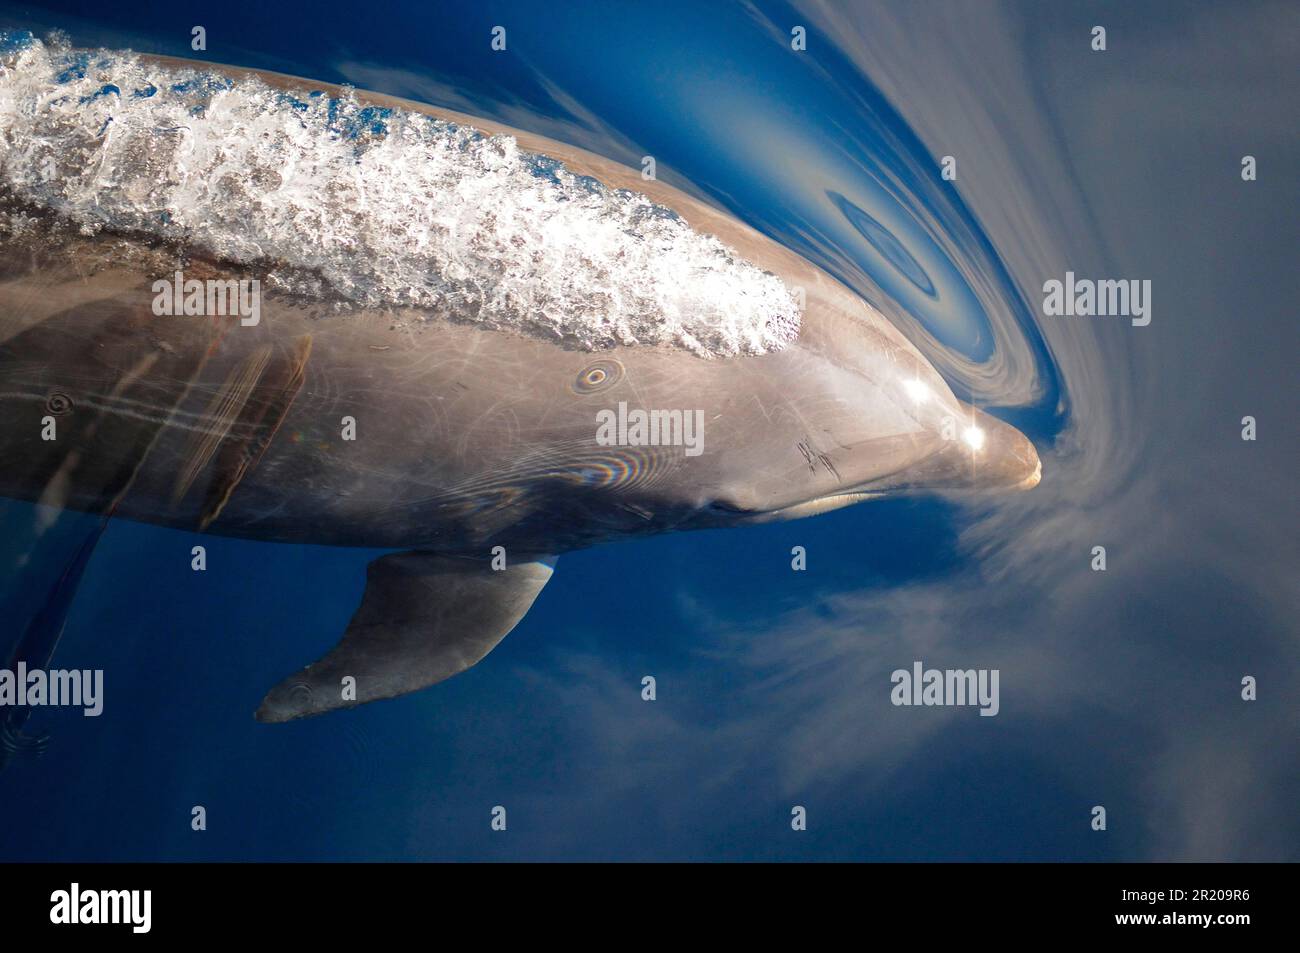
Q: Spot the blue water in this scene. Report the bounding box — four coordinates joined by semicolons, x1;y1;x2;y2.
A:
0;0;1296;860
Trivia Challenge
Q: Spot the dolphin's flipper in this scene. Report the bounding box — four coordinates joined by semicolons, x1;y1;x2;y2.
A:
255;552;555;722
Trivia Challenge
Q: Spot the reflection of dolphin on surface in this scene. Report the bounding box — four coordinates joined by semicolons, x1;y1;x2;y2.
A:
0;38;1040;722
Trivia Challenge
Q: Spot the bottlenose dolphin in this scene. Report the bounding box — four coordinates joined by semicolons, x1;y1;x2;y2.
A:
0;40;1040;722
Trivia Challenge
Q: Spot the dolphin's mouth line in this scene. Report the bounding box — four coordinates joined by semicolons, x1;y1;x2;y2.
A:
743;491;883;523
735;450;1041;524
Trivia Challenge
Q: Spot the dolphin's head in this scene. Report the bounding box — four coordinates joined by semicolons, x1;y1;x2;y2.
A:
576;265;1040;533
708;284;1037;527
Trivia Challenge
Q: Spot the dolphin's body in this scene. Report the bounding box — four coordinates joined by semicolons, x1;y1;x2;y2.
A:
0;42;1039;722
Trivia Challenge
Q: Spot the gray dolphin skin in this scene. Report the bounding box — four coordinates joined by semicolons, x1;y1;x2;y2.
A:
0;48;1040;722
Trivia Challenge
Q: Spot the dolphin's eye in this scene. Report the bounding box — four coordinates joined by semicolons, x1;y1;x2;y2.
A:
572;359;623;394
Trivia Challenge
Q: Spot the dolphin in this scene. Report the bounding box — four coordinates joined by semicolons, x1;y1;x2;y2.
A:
0;40;1040;722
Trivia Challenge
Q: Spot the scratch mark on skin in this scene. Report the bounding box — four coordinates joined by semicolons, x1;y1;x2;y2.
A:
796;438;842;484
796;441;816;475
818;450;842;483
173;346;272;503
744;393;779;426
199;334;313;530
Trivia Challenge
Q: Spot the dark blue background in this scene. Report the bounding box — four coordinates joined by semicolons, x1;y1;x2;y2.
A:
0;0;1295;860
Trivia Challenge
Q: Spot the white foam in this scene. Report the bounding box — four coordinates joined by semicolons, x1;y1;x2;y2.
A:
0;36;801;356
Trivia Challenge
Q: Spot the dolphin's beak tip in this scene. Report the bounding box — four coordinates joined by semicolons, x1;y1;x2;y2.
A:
1017;455;1043;491
968;405;1041;493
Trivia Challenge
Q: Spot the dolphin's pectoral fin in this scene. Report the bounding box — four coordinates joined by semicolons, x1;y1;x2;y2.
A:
254;551;555;723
